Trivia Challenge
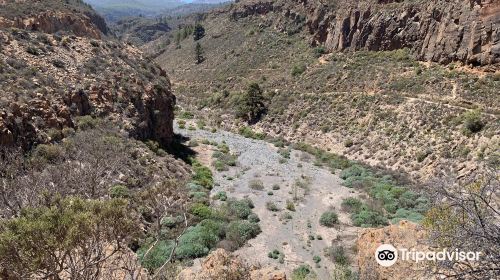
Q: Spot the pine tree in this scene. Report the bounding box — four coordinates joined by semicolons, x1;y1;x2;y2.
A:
195;42;204;64
193;23;205;41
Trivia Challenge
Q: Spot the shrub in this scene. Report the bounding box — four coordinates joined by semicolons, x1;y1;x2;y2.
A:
313;46;326;58
390;208;424;224
26;46;40;55
176;223;220;259
313;255;321;263
109;185;130;198
248;179;264;190
352;209;388;227
281;212;293;220
291;64;306;76
76;116;99;130
462;110;484;135
327;245;349;265
214;160;227;171
192;162;214;189
227;199;253;219
319;211;338;227
272;184;281;190
292;265;315;280
266;201;279;212
138;239;174;271
247;213;260;223
52;59;65;69
190;203;212;219
213;191;227;201
286;200;296;211
32;144;64;163
268;249;281;259
226;220;261;246
341;197;363;213
331;264;358;280
238;126;266;139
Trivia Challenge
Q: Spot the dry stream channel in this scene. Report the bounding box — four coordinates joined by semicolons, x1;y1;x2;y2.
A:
176;121;362;279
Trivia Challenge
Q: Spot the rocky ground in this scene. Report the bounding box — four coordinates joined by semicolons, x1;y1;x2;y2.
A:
176;120;362;279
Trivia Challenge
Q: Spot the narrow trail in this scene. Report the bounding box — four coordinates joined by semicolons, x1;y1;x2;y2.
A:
176;122;362;279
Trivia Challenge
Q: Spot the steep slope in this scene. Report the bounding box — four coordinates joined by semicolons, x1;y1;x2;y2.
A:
0;0;109;38
0;0;176;150
155;0;499;181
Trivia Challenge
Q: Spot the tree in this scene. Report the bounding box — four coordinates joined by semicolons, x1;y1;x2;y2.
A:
424;169;499;279
235;83;267;123
195;42;204;64
0;197;139;279
193;23;205;41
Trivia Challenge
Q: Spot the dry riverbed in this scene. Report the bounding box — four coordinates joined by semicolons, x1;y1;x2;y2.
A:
176;121;362;279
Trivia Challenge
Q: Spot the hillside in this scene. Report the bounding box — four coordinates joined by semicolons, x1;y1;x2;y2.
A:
154;0;499;181
0;0;498;279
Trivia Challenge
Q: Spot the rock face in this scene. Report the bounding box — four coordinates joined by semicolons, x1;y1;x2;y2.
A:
231;0;500;67
357;220;434;280
0;2;175;149
0;0;109;39
176;249;287;280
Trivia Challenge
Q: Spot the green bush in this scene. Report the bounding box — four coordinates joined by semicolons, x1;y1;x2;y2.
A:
291;64;306;76
390;208;424;224
313;46;326;58
213;191;227;201
190;203;213;219
352;209;388;227
176;223;220;259
227;199;253;219
319;211;338;227
313;255;321;263
248;213;260;223
238;126;266;139
268;249;282;259
462;110;484;135
341;198;363;213
192;162;214;189
226;220;261;246
138;239;174;271
292;265;315;280
76;116;99;130
109;185;130;198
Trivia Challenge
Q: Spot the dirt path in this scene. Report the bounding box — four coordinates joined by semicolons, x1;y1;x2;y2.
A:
176;122;362;279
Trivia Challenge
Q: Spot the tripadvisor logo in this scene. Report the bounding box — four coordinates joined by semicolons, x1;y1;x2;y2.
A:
375;244;482;267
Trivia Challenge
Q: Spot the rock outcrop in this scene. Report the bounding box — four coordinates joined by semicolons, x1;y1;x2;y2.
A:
176;249;287;280
0;18;175;149
230;0;500;68
357;220;434;280
0;0;109;39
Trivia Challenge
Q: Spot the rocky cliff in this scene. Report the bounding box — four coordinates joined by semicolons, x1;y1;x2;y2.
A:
0;0;176;149
0;0;109;39
231;0;500;68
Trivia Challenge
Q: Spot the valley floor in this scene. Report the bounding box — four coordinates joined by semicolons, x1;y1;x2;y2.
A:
176;121;362;279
